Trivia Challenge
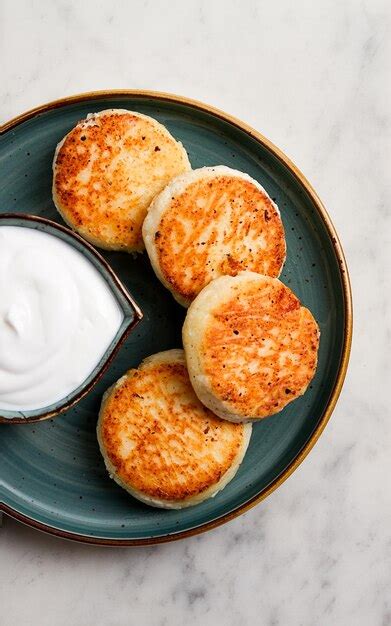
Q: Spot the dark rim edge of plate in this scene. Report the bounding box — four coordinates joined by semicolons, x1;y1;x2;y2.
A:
0;89;353;546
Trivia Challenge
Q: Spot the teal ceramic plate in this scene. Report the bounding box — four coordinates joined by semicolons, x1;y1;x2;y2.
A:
0;91;352;545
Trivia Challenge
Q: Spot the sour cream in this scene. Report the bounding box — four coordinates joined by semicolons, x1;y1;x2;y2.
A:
0;226;123;413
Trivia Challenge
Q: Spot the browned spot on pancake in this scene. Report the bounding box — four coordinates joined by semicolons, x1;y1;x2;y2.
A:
53;111;189;251
200;279;319;418
100;360;245;501
154;175;286;301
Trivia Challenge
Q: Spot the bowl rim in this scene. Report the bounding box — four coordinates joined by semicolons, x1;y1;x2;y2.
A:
0;212;143;424
0;89;352;546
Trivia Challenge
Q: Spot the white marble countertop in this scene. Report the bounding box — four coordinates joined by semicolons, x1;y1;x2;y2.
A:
1;1;390;624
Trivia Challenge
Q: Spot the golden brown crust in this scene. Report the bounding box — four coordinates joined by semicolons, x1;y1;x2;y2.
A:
150;171;285;302
184;273;320;421
99;355;247;502
53;110;190;252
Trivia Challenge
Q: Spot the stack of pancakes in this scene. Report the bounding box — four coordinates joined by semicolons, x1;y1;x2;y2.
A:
53;110;319;509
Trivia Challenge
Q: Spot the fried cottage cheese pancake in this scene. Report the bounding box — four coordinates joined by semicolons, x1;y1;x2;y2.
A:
183;272;320;422
97;350;251;509
53;110;191;252
143;166;286;306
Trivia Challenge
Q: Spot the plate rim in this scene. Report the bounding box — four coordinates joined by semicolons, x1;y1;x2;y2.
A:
0;89;353;546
